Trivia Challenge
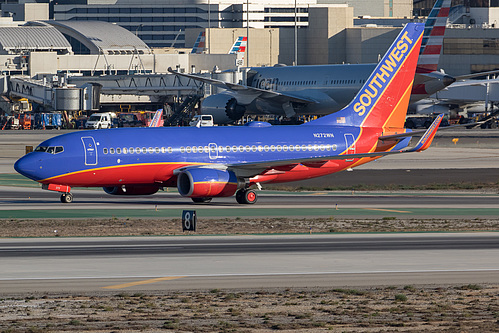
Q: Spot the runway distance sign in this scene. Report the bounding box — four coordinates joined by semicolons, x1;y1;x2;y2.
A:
182;210;197;232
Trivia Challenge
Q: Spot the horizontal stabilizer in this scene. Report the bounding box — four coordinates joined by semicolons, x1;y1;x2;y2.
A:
405;113;444;152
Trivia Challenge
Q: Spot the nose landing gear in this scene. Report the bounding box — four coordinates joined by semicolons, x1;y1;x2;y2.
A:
42;184;73;203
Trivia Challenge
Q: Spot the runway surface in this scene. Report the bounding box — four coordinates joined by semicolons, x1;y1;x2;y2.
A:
1;186;499;218
1;233;498;294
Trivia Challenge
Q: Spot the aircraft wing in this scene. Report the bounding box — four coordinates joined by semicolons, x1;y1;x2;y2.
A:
225;115;444;176
167;67;316;104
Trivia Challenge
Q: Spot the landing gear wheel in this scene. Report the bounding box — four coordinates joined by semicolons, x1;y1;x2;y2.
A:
60;193;73;204
235;189;257;204
191;197;212;203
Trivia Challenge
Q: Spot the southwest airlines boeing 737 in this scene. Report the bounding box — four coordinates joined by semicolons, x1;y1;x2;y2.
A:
15;23;441;205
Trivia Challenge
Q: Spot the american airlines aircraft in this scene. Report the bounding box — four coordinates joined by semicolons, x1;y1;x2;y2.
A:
14;23;443;205
171;0;453;124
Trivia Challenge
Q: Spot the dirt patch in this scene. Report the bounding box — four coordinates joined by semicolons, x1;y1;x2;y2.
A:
1;217;499;237
1;285;498;332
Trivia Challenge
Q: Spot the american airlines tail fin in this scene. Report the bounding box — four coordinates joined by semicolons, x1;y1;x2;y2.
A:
191;32;206;54
228;36;247;57
307;23;424;129
417;0;451;74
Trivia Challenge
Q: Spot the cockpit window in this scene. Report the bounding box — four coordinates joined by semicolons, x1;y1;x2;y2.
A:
35;146;64;154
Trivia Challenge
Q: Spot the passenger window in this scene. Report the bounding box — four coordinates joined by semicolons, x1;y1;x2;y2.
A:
110;148;115;154
129;147;134;154
148;147;153;154
136;147;141;154
186;146;192;153
193;146;198;153
116;148;122;154
180;147;185;153
155;147;160;153
103;148;108;154
142;147;147;154
123;148;128;154
168;147;173;153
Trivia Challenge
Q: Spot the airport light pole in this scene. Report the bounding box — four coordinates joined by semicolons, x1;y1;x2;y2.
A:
294;0;297;65
246;0;249;67
208;0;211;54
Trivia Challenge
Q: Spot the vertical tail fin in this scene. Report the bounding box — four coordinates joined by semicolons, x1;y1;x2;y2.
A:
417;0;451;74
149;109;163;127
228;36;247;57
191;32;206;54
307;23;424;129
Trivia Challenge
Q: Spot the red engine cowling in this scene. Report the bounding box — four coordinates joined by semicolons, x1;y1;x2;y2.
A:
177;168;239;198
103;185;159;196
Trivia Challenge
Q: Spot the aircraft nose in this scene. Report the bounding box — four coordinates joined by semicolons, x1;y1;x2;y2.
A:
14;154;41;181
443;75;456;88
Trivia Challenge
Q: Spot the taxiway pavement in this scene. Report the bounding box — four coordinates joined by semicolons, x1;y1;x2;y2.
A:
1;233;498;293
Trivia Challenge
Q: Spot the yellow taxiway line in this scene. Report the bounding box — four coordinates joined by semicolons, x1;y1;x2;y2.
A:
102;276;186;290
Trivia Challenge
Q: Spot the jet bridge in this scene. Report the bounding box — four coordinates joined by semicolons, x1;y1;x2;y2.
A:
6;73;205;112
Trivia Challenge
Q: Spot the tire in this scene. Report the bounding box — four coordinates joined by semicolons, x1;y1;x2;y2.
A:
60;193;73;203
191;197;212;203
235;189;257;204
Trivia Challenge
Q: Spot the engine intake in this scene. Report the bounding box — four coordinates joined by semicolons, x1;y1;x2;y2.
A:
177;168;239;198
200;93;246;124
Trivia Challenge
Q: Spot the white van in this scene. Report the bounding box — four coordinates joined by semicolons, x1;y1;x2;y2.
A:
189;115;214;127
85;112;115;129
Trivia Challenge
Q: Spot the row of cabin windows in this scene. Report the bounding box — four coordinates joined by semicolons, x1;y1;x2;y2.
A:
102;144;339;155
279;79;362;87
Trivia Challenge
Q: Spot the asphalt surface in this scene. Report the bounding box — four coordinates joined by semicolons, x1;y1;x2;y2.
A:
1;233;498;293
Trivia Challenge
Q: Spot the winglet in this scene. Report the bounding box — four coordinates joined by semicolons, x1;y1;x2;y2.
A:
406;113;444;152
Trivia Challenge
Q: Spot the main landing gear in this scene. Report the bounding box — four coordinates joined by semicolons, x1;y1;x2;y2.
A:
60;192;73;203
235;189;257;204
191;197;212;203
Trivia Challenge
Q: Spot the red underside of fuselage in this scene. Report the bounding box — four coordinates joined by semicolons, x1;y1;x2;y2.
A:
41;156;379;189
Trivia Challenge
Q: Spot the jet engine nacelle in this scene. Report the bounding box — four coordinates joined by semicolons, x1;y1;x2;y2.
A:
201;93;246;124
177;168;241;198
103;185;159;196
